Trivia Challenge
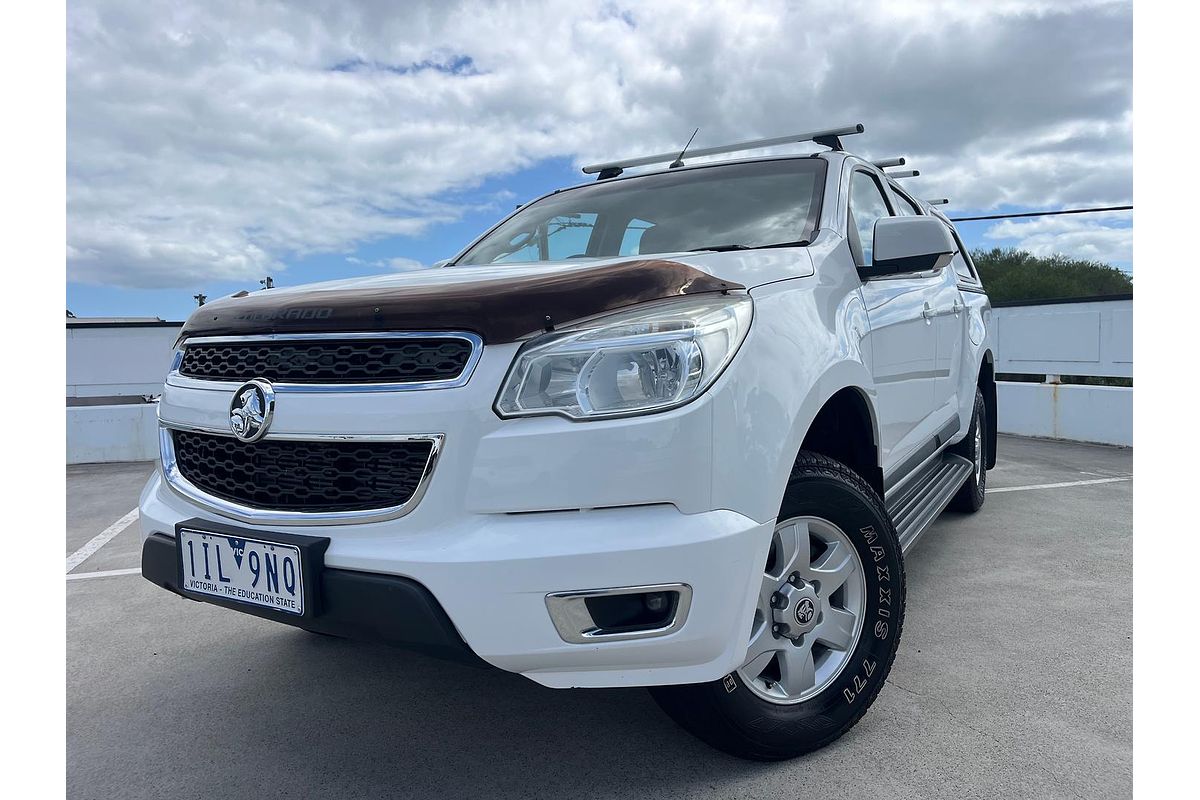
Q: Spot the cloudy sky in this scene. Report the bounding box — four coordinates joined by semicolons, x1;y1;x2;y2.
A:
66;0;1132;319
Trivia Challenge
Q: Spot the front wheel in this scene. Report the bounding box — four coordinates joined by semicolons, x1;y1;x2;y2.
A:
650;452;905;760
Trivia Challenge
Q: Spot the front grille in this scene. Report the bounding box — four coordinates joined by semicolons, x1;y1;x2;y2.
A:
179;337;474;384
172;431;434;512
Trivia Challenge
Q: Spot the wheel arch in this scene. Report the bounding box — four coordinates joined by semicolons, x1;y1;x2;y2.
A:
799;385;883;497
979;350;997;469
780;362;883;500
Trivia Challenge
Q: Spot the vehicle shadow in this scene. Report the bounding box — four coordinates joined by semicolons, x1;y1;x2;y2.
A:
134;629;801;798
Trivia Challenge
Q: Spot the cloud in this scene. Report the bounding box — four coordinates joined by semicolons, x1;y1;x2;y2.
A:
346;255;429;271
983;214;1132;265
385;257;429;271
67;0;1132;288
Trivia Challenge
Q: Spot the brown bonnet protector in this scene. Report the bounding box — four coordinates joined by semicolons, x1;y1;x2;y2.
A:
178;259;743;345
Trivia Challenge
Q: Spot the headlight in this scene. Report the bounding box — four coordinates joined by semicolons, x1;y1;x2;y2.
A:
495;294;753;420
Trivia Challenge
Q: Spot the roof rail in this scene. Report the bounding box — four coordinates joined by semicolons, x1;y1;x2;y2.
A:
582;123;865;179
888;169;920;178
873;157;906;168
927;198;950;206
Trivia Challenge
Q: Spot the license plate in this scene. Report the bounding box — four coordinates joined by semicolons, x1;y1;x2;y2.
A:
178;529;306;615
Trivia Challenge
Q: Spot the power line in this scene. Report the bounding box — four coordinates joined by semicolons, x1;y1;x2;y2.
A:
949;205;1132;223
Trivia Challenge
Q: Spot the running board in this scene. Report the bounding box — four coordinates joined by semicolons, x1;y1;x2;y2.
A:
885;453;973;554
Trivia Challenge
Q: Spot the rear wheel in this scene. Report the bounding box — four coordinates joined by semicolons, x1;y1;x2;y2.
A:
650;451;905;760
948;388;987;512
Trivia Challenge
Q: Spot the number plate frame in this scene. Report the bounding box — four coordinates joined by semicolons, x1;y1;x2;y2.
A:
174;518;330;620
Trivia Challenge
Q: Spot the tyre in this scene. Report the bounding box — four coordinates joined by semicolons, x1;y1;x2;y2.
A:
948;388;987;513
650;451;905;760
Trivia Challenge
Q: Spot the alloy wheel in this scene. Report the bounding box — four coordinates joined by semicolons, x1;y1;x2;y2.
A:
737;516;867;704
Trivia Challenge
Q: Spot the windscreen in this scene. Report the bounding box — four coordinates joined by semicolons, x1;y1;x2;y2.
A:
455;158;825;265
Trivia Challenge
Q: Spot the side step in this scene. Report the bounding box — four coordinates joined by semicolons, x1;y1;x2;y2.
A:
885;452;973;554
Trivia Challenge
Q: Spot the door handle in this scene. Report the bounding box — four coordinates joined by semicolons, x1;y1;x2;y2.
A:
924;301;963;320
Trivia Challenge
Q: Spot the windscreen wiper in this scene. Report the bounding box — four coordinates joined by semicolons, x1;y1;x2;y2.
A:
689;239;811;253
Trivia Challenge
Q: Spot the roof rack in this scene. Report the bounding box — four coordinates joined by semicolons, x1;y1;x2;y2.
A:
873;157;906;168
887;169;920;179
927;198;950;206
582;123;865;180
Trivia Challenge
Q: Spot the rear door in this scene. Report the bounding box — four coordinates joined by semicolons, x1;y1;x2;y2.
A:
851;169;942;476
940;223;985;434
930;240;967;434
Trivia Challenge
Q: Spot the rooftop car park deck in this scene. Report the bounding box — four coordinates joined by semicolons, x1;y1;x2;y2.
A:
66;434;1130;800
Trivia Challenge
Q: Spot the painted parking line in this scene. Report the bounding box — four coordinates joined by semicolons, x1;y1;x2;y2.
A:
66;567;142;582
65;508;140;574
988;476;1131;494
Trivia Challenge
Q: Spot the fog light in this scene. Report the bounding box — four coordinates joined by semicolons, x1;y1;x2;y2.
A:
584;590;675;630
545;584;692;643
644;592;668;613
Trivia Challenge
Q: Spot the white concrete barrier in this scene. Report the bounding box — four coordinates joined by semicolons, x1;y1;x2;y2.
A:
990;295;1131;447
66;403;159;464
997;382;1131;446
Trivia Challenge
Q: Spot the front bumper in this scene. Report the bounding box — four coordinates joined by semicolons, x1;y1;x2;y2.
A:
143;332;780;688
141;532;483;665
139;471;772;688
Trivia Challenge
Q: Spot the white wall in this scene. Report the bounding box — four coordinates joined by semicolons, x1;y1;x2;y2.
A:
67;323;182;398
66;403;160;464
989;297;1132;379
67;322;180;463
989;296;1131;446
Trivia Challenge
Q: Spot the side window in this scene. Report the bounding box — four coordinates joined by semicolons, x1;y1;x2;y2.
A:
892;189;923;216
545;213;598;260
848;171;893;266
491;233;540;263
945;226;979;283
620;218;655;255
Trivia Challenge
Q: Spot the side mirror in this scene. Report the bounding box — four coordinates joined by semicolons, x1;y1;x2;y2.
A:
859;216;956;279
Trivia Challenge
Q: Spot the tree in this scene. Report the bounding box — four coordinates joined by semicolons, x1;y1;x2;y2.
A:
970;248;1131;304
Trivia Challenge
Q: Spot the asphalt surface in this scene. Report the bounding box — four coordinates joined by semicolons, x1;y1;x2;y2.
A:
66;435;1131;799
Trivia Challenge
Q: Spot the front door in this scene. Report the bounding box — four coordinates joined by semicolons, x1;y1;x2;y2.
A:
847;168;940;474
859;275;943;473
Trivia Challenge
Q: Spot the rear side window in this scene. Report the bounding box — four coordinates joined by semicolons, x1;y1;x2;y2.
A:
946;226;979;283
891;189;923;216
848;171;892;266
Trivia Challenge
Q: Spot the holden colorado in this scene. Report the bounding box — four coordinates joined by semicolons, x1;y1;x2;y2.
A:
140;124;996;760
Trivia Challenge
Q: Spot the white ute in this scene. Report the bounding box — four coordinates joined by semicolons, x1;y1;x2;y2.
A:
140;124;996;760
